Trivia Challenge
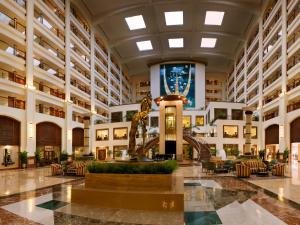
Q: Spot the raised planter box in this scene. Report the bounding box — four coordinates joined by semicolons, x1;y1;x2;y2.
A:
71;172;184;211
85;173;173;191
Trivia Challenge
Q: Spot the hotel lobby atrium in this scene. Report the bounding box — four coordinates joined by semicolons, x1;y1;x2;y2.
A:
0;0;300;224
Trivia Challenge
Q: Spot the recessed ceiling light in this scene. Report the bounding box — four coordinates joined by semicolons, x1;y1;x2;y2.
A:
201;38;217;48
125;15;146;30
136;40;153;51
205;11;225;26
164;11;183;26
168;38;184;48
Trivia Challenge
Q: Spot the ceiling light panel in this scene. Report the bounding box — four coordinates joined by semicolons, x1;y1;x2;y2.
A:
136;40;153;51
168;38;184;48
164;11;183;26
201;38;217;48
204;11;224;25
125;15;146;30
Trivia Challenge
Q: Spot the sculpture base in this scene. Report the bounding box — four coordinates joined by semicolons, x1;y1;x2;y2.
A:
71;173;183;211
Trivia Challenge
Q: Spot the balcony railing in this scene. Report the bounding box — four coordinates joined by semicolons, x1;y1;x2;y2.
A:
263;90;281;105
73;114;84;123
287;100;300;113
264;110;279;121
0;40;26;59
71;79;90;95
0;11;26;34
35;13;64;41
287;4;300;27
71;97;91;110
71;45;90;64
13;0;26;8
34;58;65;81
34;35;65;61
70;8;90;34
287;77;300;92
95;93;108;105
34;81;65;99
71;63;91;80
41;0;65;22
263;51;281;73
287;52;300;71
0;68;26;85
263;71;281;89
0;96;25;109
287;30;300;49
36;104;65;118
71;25;90;49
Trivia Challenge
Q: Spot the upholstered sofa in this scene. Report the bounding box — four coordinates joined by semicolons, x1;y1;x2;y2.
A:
272;163;285;176
236;162;251;178
51;163;63;176
245;159;267;174
66;161;87;176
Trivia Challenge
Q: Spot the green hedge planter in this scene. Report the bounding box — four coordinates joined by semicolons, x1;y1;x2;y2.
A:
87;160;178;174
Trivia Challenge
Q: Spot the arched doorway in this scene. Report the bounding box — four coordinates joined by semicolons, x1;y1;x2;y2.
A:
265;124;279;160
72;127;84;158
0;116;20;169
290;117;300;162
36;122;61;164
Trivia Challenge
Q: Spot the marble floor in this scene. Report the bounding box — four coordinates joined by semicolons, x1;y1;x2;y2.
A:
0;163;300;225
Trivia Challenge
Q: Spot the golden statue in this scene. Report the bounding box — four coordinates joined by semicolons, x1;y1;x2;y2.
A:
128;94;152;159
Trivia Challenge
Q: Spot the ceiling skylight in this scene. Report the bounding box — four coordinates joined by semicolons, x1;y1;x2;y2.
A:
168;38;184;48
125;15;146;30
164;11;183;26
136;40;153;51
204;11;225;25
201;38;217;48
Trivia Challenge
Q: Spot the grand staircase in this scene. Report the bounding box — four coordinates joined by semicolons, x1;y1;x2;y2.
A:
135;130;211;161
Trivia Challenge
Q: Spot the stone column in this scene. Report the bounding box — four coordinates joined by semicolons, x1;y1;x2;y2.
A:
83;116;91;154
25;0;36;161
244;110;253;154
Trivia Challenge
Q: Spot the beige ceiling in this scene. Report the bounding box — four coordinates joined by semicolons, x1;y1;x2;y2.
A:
81;0;264;75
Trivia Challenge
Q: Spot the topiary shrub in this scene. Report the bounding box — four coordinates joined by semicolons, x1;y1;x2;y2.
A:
87;160;178;174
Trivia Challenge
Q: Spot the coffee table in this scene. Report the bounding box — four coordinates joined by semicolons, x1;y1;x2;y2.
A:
257;171;269;177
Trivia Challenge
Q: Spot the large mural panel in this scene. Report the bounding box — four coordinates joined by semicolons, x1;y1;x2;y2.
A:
160;63;195;108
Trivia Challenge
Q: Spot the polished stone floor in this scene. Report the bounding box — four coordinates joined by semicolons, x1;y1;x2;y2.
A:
0;162;300;225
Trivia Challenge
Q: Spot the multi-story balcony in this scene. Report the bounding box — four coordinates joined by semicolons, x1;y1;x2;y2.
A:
263;0;280;28
95;78;108;95
287;28;300;54
287;49;300;78
71;95;91;111
33;35;65;69
0;11;26;45
0;68;26;85
287;76;300;93
287;98;300;113
34;10;65;43
263;30;281;59
70;78;90;96
36;103;65;118
247;58;259;76
287;2;300;33
95;38;108;60
34;58;65;81
263;89;281;106
71;61;91;82
34;80;65;100
39;0;65;22
0;95;25;109
263;50;281;78
95;65;108;84
71;24;90;50
0;39;26;71
70;6;90;37
95;50;108;69
247;88;259;103
263;69;281;90
263;108;279;121
72;113;84;123
95;92;108;108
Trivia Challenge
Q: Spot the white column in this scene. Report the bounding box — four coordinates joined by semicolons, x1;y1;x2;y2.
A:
25;0;36;157
233;63;237;102
244;46;247;103
279;0;288;152
120;68;123;104
90;28;95;113
258;17;264;151
64;0;72;155
107;50;112;106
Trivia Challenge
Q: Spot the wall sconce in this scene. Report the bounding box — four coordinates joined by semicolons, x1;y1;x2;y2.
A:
279;125;284;138
67;129;72;141
28;123;33;139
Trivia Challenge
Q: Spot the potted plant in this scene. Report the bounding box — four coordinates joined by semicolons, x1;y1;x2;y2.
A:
60;151;68;163
283;148;289;163
19;151;28;169
107;150;113;160
35;149;41;167
259;149;266;160
232;148;240;157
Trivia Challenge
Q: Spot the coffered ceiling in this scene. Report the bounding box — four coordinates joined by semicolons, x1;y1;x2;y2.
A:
81;0;264;75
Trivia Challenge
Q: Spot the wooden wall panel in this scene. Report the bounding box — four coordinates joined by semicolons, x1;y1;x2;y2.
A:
265;124;279;145
72;128;84;147
291;117;300;143
36;122;61;146
0;116;20;145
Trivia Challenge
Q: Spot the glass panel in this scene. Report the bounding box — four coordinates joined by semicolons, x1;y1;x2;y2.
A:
96;129;109;141
223;125;239;138
195;116;204;126
232;109;243;120
111;112;123;122
223;144;239;156
215;108;227;120
243;126;257;139
183;116;191;128
113;127;128;140
165;106;176;141
150;116;159;127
